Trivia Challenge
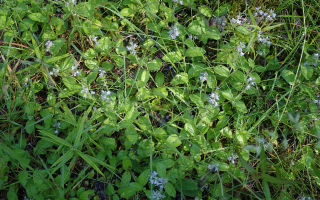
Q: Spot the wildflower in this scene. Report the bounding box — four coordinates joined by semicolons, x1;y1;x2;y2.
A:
151;190;166;200
188;34;197;40
173;0;183;5
45;40;53;52
101;90;111;101
257;31;271;45
199;72;208;82
53;122;61;134
71;61;80;77
231;15;246;25
236;42;246;56
91;36;99;45
208;163;219;172
149;171;168;190
81;86;90;98
227;154;237;164
314;53;319;58
208;92;219;107
98;69;106;77
246;76;256;89
126;41;138;55
49;68;60;76
169;24;179;40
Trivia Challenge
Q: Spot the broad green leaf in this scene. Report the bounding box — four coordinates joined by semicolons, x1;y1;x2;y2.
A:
214;65;230;77
137;169;150;186
162;51;183;63
39;129;72;148
166;134;181;148
28;13;47;23
198;6;212;17
185;47;206;57
232;100;248;113
148;58;162;71
281;69;295;85
171;72;188;85
189;94;204;108
120;8;134;17
301;64;313;80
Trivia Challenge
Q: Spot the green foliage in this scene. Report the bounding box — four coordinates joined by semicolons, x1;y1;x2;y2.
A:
0;0;320;199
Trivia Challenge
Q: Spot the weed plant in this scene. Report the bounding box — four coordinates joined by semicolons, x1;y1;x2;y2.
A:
0;0;319;199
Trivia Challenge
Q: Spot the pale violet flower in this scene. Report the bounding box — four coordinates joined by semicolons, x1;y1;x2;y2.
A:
257;31;271;45
45;40;53;52
49;68;60;76
227;154;238;164
126;41;138;55
91;36;99;45
169;24;179;40
199;72;208;82
98;69;106;77
149;171;168;190
246;76;256;89
151;190;166;200
231;15;246;25
80;86;90;98
208;163;219;172
173;0;183;5
236;42;246;56
71;61;80;77
101;90;111;101
208;92;219;107
188;34;197;40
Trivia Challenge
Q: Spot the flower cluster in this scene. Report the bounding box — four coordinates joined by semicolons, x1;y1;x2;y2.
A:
173;0;183;5
98;69;106;77
126;41;138;55
313;95;320;106
208;92;219;107
80;86;90;98
199;72;208;82
236;42;246;56
188;34;198;40
49;68;60;76
53;122;61;134
91;36;99;45
101;90;111;101
149;171;167;200
208;163;219;172
246;76;256;89
45;40;53;53
231;15;246;25
253;7;276;22
169;24;179;40
211;16;227;32
257;31;271;45
71;61;80;77
227;154;238;164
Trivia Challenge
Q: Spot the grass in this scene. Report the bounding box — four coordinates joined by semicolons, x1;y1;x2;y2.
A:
0;0;320;199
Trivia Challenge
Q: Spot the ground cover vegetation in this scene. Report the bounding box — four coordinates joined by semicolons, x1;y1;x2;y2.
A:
0;0;320;199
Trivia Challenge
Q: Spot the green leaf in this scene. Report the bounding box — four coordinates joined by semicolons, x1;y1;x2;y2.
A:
28;13;47;23
206;27;221;40
166;134;181;148
162;51;183;63
165;182;176;197
39;129;72;148
185;47;206;57
301;64;313;80
213;3;231;17
147;0;159;14
148;58;162;71
214;65;230;77
137;169;150;186
189;94;204;108
77;151;105;177
232;100;248;113
170;72;188;85
155;72;165;86
120;8;135;17
184;123;195;135
119;182;143;199
198;6;212;17
281;69;295;85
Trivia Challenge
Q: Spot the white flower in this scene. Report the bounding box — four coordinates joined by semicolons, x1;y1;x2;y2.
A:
208;92;219;107
126;41;138;55
227;154;237;164
101;90;111;101
208;163;219;172
169;24;179;39
151;190;166;200
236;42;246;56
149;171;168;191
45;40;53;52
199;72;208;82
81;86;90;98
91;36;99;45
98;69;106;77
49;68;60;76
246;76;256;89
